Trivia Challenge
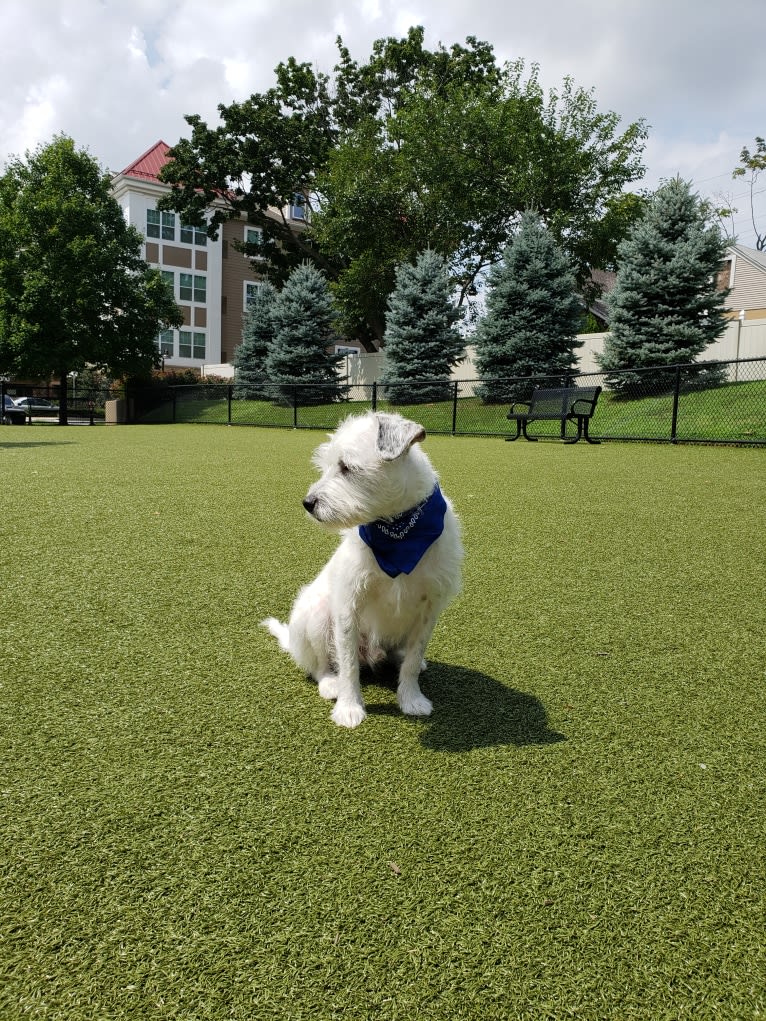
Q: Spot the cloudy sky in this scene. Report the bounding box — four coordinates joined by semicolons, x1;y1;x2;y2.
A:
1;0;763;246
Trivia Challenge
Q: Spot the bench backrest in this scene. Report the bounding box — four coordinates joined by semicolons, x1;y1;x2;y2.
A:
530;386;601;416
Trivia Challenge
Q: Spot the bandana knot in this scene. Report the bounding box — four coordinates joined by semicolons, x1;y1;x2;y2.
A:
358;485;447;578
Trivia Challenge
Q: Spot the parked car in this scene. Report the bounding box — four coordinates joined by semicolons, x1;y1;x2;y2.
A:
13;396;59;413
2;395;27;425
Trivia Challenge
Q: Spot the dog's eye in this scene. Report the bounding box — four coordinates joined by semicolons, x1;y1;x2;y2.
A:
338;460;351;475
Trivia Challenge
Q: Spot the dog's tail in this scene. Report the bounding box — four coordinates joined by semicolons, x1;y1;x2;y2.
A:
261;617;290;654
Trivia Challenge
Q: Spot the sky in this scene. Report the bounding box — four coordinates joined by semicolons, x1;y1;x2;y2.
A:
1;0;764;247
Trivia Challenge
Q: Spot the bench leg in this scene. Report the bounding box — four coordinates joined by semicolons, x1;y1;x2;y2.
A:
521;419;538;442
583;416;600;445
564;416;583;444
505;419;523;441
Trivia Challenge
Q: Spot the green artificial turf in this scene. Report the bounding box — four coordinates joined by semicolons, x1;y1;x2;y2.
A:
0;425;764;1020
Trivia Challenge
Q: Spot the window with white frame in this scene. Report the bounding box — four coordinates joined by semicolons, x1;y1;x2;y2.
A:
158;329;174;356
179;273;206;303
161;270;174;295
289;193;307;221
244;281;263;308
178;330;206;359
147;208;176;240
245;226;264;249
180;222;207;246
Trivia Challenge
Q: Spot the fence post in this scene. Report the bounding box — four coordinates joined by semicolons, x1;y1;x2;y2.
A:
670;365;682;443
293;386;298;428
452;380;459;435
227;385;232;425
172;386;177;424
372;381;377;412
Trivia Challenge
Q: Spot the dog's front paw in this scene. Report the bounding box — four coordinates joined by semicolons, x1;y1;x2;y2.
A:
332;700;367;729
317;675;339;700
398;690;433;717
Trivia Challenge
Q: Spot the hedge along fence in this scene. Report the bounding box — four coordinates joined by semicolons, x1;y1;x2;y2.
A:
122;357;766;446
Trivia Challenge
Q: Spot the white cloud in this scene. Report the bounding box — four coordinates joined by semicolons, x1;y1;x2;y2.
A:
0;0;762;243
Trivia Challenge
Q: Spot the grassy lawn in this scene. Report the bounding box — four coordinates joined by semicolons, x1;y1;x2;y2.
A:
1;425;764;1020
160;377;766;444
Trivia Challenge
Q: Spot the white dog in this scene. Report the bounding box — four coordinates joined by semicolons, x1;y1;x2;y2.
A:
262;411;463;728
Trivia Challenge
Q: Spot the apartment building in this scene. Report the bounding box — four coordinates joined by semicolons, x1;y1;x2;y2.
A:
111;141;308;371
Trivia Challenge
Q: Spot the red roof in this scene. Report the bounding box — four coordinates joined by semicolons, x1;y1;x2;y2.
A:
118;141;172;183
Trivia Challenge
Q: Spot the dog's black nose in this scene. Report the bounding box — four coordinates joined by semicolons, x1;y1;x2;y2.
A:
303;497;317;514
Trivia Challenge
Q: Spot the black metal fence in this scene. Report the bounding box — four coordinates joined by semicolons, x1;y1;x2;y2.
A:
122;357;766;446
1;381;116;425
4;357;765;445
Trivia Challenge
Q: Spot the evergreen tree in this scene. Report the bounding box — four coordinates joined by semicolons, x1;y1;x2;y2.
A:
233;281;277;400
380;250;464;404
265;263;342;405
598;177;729;396
473;212;583;403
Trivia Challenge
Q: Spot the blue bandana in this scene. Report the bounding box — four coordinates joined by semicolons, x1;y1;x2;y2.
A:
358;485;447;578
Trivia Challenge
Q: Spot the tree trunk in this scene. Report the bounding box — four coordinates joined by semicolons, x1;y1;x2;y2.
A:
58;372;68;425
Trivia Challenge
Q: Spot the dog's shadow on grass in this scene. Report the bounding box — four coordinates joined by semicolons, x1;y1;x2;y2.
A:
366;661;566;752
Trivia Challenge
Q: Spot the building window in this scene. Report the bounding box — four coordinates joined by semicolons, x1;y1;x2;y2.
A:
289;193;307;221
146;209;161;238
158;329;174;357
179;273;206;303
245;226;264;249
179;330;206;359
147;208;176;240
180;222;207;246
161;270;174;295
244;281;263;308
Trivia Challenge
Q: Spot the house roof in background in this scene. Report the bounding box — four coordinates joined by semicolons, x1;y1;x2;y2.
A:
117;140;171;183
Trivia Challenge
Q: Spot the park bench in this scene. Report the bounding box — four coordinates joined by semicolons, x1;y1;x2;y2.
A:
506;386;601;444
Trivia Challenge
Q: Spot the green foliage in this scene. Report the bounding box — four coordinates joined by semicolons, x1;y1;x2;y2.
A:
233;281;277;399
380;250;464;404
265;263;343;405
0;136;182;405
159;27;647;346
598;178;730;396
473;212;584;403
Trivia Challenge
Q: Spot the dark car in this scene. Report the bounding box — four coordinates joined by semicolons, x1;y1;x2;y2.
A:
13;396;59;414
2;395;27;425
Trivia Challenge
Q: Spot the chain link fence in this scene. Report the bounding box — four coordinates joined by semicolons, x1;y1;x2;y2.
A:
4;357;765;445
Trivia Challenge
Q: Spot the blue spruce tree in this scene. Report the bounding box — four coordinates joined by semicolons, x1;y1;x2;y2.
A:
473;211;583;403
265;264;343;406
233;281;276;400
598;177;729;396
380;250;464;404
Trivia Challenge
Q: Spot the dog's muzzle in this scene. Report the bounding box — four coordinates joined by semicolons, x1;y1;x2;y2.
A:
303;496;318;515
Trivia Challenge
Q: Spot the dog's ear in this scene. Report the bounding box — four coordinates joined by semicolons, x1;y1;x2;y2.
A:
376;414;426;461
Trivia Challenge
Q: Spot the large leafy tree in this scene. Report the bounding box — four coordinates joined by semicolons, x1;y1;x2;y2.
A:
0;136;182;422
159;27;647;348
380;250;464;404
598;177;730;396
474;211;584;403
265;263;342;405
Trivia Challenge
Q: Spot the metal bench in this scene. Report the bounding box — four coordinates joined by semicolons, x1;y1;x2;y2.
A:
506;386;601;444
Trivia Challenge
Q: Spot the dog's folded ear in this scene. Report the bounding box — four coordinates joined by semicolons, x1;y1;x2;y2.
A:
376;413;427;460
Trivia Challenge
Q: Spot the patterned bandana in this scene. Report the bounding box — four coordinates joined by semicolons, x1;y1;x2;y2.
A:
358;485;447;578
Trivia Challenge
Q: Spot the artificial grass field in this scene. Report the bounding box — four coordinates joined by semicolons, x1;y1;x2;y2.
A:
0;425;764;1020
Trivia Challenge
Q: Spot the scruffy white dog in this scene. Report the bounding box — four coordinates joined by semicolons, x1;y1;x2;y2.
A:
262;411;463;729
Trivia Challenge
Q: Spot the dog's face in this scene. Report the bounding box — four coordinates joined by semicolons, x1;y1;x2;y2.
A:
303;412;432;529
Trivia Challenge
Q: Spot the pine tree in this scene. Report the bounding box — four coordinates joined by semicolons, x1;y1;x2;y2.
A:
233;281;276;400
598;177;729;396
264;264;343;405
473;211;583;403
380;250;464;404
